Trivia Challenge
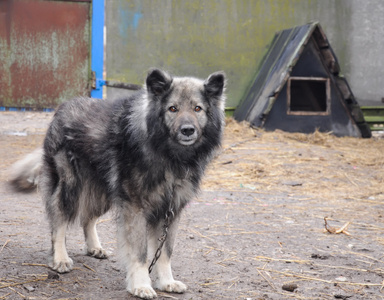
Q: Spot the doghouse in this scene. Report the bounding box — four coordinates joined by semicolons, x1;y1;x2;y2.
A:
234;22;371;138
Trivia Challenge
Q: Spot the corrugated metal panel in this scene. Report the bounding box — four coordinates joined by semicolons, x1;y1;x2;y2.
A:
0;0;91;109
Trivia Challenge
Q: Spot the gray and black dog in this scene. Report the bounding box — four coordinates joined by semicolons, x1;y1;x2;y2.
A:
10;69;226;299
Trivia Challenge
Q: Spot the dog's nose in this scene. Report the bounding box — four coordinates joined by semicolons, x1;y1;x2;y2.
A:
181;125;195;137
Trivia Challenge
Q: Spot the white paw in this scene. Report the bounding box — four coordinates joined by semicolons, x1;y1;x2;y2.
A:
87;247;108;259
49;257;73;273
130;286;157;299
155;280;187;293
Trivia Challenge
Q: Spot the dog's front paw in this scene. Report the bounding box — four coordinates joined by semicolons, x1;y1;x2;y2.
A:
155;280;187;293
87;247;108;259
49;257;73;273
130;285;157;299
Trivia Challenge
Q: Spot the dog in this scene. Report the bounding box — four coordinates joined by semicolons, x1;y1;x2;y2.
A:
10;68;226;299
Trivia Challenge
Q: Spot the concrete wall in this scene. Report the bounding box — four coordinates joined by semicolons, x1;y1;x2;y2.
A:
106;0;384;107
345;0;384;104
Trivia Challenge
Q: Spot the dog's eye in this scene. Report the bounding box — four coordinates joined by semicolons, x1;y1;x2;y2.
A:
194;106;202;112
169;106;178;112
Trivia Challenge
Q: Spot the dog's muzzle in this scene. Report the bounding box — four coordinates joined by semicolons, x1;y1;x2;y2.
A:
178;124;198;146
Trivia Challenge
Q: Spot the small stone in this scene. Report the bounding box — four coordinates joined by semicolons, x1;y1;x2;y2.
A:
282;283;298;292
282;181;302;187
335;276;347;282
47;271;60;280
23;285;35;292
311;253;330;260
112;266;121;272
334;294;352;299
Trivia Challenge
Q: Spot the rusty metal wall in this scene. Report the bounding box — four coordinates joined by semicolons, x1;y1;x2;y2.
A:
0;0;91;109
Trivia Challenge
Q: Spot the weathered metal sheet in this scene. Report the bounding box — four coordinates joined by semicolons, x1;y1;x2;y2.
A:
0;0;90;109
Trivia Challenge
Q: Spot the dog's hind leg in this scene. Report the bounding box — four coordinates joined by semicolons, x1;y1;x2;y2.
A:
117;204;157;299
49;221;73;273
44;151;79;273
83;217;108;259
150;216;187;293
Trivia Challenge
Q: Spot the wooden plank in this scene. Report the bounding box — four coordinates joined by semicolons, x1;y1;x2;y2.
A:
364;116;384;123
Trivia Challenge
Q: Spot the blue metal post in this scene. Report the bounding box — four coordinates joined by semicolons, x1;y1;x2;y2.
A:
90;0;105;99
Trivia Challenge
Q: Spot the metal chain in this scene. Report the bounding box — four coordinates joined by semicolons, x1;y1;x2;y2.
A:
148;203;174;274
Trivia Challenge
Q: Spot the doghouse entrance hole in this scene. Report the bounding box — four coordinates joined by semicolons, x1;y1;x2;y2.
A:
287;77;330;115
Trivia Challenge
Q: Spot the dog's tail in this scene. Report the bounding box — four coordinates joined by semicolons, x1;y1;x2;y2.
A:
9;148;43;191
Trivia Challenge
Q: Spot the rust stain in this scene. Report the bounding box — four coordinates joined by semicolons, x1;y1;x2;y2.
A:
0;0;91;108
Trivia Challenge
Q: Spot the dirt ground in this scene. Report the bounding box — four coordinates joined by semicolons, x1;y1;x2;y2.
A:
1;111;384;300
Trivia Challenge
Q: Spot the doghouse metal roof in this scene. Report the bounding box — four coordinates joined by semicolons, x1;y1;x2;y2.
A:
234;22;371;138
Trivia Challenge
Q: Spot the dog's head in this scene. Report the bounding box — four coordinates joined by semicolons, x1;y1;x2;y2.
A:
146;69;226;147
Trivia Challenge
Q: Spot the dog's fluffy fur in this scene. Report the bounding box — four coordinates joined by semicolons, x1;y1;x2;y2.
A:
10;69;226;299
10;148;43;190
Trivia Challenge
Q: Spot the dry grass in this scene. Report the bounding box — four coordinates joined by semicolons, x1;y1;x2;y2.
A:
203;118;384;202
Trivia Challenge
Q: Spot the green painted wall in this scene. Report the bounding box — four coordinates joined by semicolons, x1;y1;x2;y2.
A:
105;0;366;107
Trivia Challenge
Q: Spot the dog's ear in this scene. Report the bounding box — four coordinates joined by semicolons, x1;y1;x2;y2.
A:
204;71;226;98
146;69;173;96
